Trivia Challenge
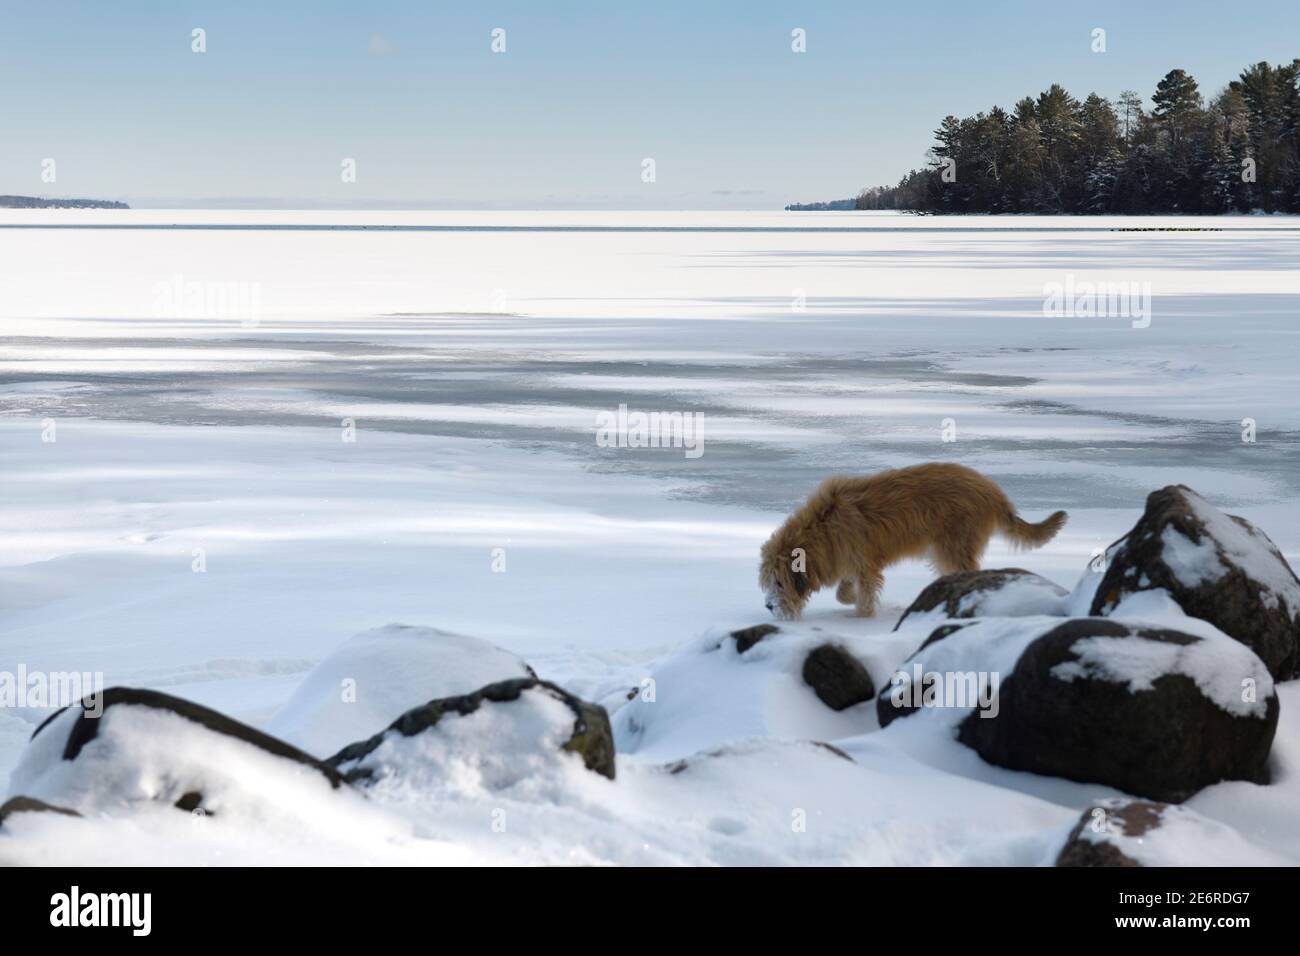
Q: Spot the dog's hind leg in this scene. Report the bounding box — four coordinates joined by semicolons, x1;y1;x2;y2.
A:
835;580;856;605
934;532;984;575
852;568;884;617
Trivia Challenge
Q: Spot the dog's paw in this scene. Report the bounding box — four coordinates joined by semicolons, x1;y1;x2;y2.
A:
835;580;857;605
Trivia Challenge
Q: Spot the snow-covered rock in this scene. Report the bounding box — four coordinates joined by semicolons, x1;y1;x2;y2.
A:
1090;485;1300;679
5;687;378;833
1054;798;1289;866
879;616;1278;802
613;623;906;761
265;624;535;758
327;678;616;787
894;568;1068;630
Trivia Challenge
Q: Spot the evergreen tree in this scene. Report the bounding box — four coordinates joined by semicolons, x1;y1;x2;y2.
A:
873;58;1300;214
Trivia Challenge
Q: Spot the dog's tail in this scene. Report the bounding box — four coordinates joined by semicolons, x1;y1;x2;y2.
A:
1001;509;1067;549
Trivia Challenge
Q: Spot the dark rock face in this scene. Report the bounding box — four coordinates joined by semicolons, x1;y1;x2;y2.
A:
328;678;616;782
1091;484;1300;679
730;623;780;653
0;796;81;829
33;687;344;790
1055;800;1168;867
801;643;875;711
876;671;934;729
958;619;1279;803
894;569;1066;630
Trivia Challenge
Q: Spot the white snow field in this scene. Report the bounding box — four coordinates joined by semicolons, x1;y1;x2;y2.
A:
1;210;1299;865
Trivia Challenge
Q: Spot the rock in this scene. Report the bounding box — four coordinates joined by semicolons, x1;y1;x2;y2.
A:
266;623;536;757
812;740;855;761
918;622;973;651
1090;485;1300;679
8;687;346;819
1055;799;1167;866
0;796;81;829
662;738;854;777
895;568;1067;630
875;622;975;729
729;623;780;653
614;623;883;760
327;678;616;783
956;618;1278;802
802;643;875;711
1053;798;1277;866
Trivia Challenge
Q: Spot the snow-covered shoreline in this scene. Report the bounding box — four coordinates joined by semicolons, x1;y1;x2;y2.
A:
2;211;1298;864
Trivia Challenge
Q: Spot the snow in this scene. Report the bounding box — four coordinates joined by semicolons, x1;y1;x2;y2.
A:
1049;593;1274;718
1069;799;1292;867
962;577;1067;617
333;683;584;793
2;209;1299;865
890;573;1070;632
613;622;903;761
8;701;397;849
1159;489;1300;616
1159;524;1222;589
910;573;1069;624
265;624;534;758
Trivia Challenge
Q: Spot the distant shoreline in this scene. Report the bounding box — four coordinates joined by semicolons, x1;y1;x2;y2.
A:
0;195;129;209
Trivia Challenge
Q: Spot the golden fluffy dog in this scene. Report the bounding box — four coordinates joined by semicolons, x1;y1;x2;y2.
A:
759;463;1066;619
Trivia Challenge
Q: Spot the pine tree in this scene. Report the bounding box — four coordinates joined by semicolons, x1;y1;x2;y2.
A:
880;58;1300;214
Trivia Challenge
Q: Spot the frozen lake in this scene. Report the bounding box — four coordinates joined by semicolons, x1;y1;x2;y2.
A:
2;211;1299;863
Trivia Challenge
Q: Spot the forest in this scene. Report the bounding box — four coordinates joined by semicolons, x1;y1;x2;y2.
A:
857;60;1300;214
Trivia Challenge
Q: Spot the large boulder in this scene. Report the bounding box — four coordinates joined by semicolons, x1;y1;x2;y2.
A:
1090;485;1300;679
894;568;1067;630
7;687;347;821
957;619;1278;802
877;616;1278;802
327;678;616;785
266;624;535;757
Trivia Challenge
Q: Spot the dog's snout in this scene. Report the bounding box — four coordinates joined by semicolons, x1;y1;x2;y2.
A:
765;601;775;613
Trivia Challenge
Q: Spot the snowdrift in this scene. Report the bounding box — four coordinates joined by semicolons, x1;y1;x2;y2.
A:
3;484;1298;865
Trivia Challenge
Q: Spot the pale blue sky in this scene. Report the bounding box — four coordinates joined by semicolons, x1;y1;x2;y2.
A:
2;1;1296;208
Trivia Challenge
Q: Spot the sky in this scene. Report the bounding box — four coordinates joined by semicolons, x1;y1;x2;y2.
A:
1;0;1297;209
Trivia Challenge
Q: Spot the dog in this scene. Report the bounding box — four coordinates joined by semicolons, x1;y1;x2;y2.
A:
759;463;1066;619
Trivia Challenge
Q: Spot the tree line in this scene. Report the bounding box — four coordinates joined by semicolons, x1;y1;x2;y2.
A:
856;60;1300;214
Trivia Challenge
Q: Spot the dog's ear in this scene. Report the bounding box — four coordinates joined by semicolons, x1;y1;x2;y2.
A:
791;568;810;597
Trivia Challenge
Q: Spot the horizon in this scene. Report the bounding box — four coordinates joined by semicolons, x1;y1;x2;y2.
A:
2;1;1298;209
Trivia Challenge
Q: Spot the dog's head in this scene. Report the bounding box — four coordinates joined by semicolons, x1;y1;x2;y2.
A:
759;531;812;620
